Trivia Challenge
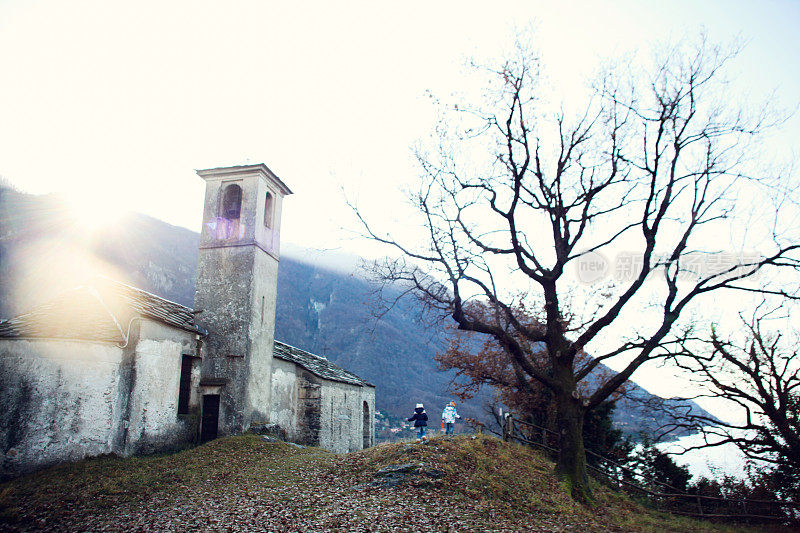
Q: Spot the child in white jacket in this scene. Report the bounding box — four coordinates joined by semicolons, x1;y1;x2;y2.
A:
441;401;461;435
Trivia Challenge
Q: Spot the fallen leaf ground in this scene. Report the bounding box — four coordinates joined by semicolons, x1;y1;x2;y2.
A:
0;434;785;532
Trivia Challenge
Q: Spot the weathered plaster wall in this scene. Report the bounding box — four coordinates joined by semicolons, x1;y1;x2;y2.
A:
361;386;376;449
319;380;376;453
0;339;123;479
0;321;203;479
269;358;300;440
270;359;375;452
252;173;285;258
245;250;279;426
195;243;255;435
270;361;321;446
125;320;199;454
319;381;359;453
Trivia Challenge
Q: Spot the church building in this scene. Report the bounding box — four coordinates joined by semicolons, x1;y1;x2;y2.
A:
0;164;375;479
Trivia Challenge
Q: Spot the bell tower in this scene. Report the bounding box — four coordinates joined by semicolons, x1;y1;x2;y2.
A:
193;164;292;436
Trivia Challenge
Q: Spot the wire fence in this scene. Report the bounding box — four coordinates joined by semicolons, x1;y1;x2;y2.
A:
501;415;799;524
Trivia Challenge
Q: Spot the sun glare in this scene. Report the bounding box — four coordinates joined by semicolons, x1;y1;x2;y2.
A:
12;239;129;311
65;187;126;234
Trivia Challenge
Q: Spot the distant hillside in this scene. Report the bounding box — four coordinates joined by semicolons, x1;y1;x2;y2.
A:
0;185;712;436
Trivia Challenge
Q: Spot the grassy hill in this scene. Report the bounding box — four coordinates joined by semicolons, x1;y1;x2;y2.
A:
0;434;772;532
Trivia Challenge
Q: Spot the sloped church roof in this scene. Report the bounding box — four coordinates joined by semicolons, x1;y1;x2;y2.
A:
273;341;373;387
0;278;371;387
0;278;205;342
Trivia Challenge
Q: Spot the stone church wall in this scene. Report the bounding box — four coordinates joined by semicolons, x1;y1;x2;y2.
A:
0;338;124;479
244;249;279;428
0;319;202;479
270;358;375;452
269;357;301;441
319;380;375;453
194;244;256;435
270;360;322;446
361;386;376;449
125;319;200;454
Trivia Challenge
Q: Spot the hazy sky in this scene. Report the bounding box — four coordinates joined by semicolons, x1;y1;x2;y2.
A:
1;0;798;256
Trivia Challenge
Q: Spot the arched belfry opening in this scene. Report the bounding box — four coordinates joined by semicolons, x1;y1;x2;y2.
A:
264;191;274;228
220;183;243;220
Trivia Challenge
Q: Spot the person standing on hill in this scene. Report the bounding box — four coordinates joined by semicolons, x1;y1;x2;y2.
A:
407;403;428;441
441;401;461;436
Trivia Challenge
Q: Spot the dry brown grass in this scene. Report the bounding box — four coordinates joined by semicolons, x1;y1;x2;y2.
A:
0;434;785;532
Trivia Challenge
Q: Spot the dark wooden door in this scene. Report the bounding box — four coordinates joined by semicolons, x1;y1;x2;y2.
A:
201;394;220;443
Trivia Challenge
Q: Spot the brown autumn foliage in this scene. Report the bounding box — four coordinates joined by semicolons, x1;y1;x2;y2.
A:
435;303;627;431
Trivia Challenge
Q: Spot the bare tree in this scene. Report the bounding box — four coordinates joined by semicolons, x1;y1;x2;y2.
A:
666;304;800;500
352;35;799;501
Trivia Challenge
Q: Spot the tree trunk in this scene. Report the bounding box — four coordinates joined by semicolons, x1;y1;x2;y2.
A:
555;394;591;502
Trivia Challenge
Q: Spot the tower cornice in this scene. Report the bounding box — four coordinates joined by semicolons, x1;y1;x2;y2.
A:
196;164;293;196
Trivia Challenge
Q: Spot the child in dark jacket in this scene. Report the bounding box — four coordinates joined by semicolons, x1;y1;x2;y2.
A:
407;403;428;441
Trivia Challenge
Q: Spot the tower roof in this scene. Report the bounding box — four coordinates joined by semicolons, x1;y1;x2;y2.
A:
195;163;293;196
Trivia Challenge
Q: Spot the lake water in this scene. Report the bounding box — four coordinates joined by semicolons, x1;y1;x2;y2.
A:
657;431;752;481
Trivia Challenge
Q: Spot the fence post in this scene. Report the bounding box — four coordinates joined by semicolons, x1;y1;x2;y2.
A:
502;414;509;441
696;495;703;517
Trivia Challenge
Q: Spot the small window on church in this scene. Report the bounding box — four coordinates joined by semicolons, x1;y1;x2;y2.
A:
178;355;193;415
221;184;242;220
264;192;274;228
